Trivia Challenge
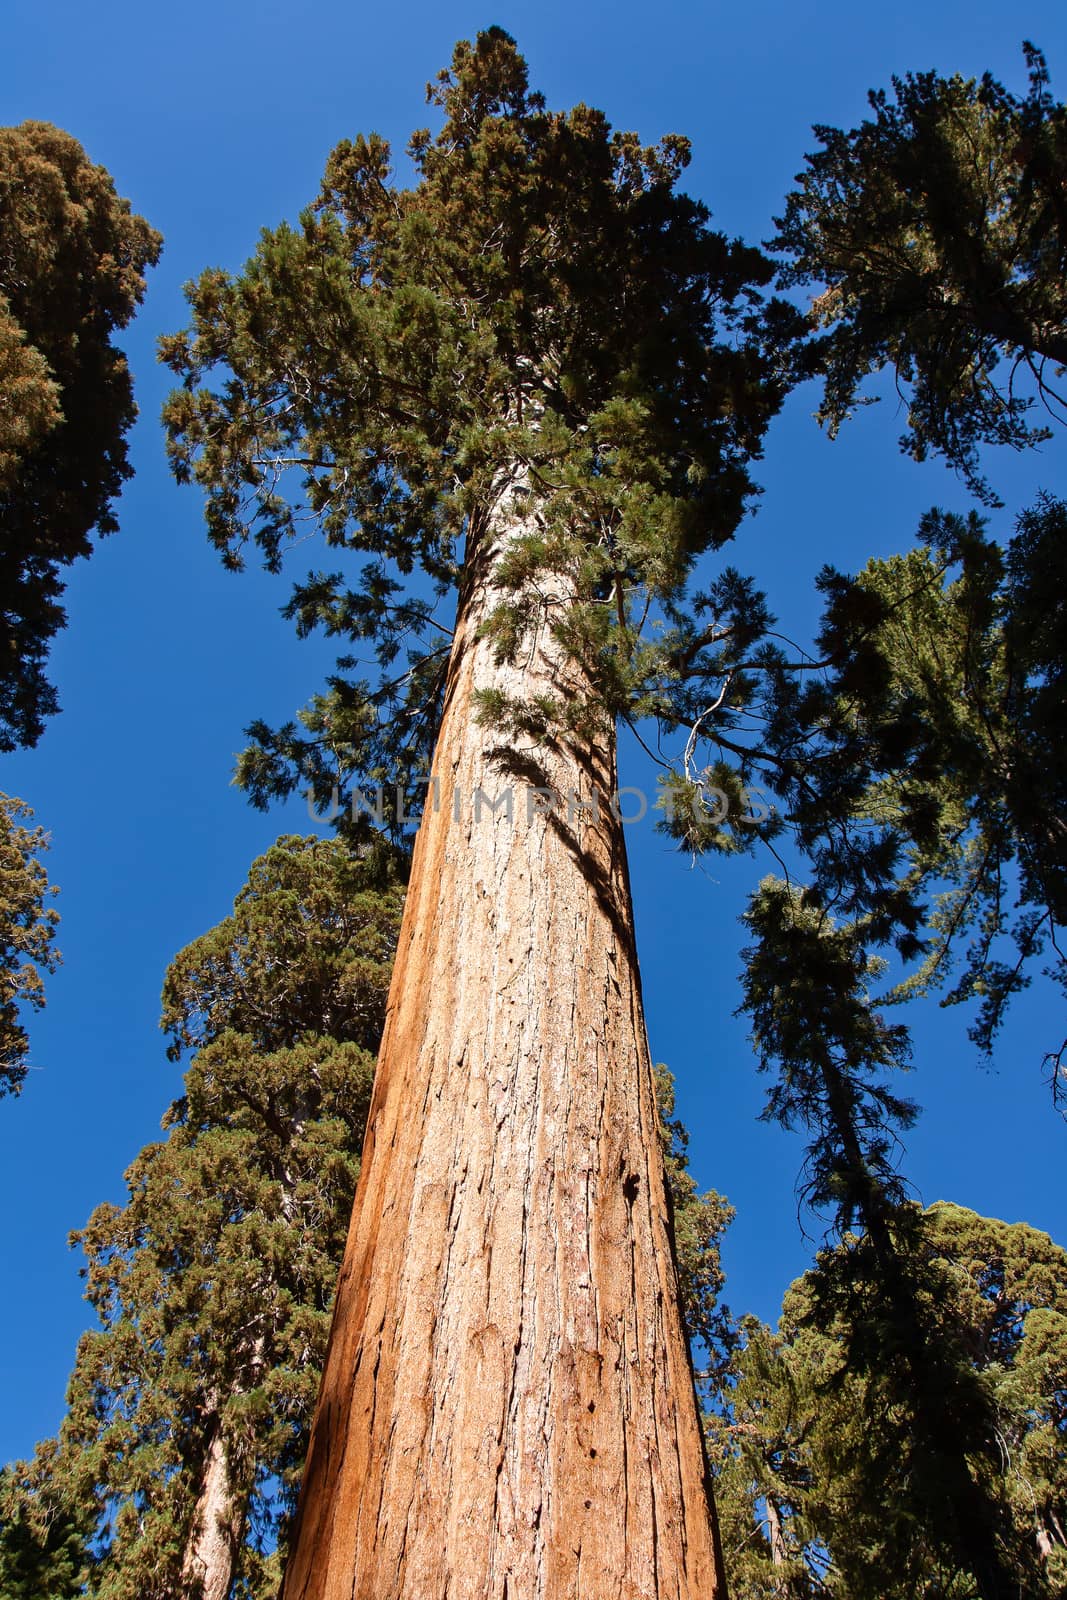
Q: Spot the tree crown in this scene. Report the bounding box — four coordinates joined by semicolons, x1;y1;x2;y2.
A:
161;29;789;825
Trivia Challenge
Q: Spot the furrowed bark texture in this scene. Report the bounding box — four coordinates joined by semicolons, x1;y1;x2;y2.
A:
282;489;724;1600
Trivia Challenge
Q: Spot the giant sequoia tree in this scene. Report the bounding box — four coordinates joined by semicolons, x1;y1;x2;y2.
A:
0;123;160;749
162;28;785;1598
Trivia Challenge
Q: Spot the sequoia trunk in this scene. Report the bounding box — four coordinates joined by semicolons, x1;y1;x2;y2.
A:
282;484;724;1599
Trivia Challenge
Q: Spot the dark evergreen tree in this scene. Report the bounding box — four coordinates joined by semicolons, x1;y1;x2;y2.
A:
727;885;1040;1600
0;123;160;748
773;44;1067;502
654;497;1067;1590
0;1441;94;1600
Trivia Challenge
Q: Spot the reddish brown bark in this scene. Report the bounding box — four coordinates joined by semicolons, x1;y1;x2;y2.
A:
282;486;725;1599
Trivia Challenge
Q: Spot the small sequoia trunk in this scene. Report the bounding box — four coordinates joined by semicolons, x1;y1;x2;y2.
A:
180;1416;243;1600
766;1495;788;1569
282;484;724;1600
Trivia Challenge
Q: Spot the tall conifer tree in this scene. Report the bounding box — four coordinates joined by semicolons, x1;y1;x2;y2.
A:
162;28;786;1597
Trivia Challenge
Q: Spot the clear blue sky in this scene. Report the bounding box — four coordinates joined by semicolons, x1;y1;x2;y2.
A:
2;0;1066;1466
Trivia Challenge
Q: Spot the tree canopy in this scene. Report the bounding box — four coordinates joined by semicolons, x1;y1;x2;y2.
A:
0;122;160;749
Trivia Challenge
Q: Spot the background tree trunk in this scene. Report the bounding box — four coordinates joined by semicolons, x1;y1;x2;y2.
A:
766;1494;787;1570
180;1416;243;1600
282;485;725;1600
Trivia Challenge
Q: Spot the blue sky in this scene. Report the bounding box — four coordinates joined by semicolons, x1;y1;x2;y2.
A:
2;0;1066;1465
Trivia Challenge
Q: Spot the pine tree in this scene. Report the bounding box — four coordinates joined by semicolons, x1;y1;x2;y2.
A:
161;28;787;1597
732;889;1035;1600
0;123;160;749
647;493;1067;1585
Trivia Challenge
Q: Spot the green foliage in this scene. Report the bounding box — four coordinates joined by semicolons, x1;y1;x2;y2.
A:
714;1204;1067;1597
654;1064;736;1385
739;877;916;1231
0;837;402;1598
0;793;59;1099
708;1319;825;1598
733;885;1028;1599
773;45;1067;502
655;487;1067;1076
159;832;404;1059
0;123;160;749
806;498;1067;1061
0;1441;92;1599
161;28;791;825
655;765;761;859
